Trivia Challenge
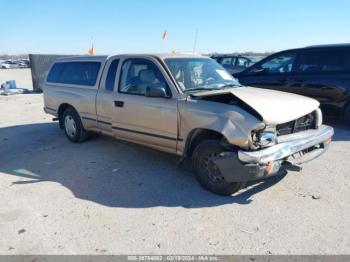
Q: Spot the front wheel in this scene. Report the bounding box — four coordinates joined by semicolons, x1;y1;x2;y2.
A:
192;139;246;196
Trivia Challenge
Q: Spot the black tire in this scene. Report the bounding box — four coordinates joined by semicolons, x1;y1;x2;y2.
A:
192;139;246;196
62;107;89;143
344;103;350;124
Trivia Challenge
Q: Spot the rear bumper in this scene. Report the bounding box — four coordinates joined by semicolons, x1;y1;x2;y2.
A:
213;125;334;182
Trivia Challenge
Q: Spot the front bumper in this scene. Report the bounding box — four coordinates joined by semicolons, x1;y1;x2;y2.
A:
238;125;333;165
213;125;334;182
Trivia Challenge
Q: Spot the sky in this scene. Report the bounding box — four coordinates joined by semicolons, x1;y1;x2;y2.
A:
1;0;350;55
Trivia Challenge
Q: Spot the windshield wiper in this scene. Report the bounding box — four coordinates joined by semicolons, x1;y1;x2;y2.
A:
184;87;221;93
184;83;242;93
220;83;242;88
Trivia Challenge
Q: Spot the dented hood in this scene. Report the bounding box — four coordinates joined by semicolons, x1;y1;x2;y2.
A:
192;87;320;125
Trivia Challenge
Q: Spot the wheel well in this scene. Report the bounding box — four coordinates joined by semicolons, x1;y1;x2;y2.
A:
184;129;225;158
57;103;73;128
58;103;73;119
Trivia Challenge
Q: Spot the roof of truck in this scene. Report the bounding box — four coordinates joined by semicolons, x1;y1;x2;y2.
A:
109;53;206;59
55;55;108;62
54;53;206;62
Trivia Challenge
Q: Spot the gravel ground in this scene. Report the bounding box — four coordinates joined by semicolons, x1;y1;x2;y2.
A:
0;69;33;90
0;91;349;254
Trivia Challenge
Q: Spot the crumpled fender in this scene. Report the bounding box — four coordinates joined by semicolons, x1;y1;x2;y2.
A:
178;98;264;151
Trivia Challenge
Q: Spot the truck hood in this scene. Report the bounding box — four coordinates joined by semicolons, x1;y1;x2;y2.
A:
191;87;320;125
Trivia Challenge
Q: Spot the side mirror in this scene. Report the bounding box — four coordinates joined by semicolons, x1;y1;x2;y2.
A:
145;85;170;98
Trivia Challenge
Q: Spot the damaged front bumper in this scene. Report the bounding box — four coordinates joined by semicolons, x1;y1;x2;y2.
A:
213;125;334;182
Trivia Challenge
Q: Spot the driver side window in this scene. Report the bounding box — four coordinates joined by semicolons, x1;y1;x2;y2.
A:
254;52;297;75
119;59;168;96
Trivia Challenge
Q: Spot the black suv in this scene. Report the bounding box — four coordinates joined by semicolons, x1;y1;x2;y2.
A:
235;44;350;122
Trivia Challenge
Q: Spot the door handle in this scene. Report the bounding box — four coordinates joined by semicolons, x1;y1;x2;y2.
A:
114;100;124;107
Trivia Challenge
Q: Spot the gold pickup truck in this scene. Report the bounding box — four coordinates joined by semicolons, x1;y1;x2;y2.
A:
43;54;334;195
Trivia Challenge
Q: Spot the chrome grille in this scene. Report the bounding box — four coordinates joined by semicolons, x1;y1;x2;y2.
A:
277;111;316;136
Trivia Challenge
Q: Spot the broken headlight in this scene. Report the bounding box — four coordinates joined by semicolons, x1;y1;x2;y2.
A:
251;125;277;148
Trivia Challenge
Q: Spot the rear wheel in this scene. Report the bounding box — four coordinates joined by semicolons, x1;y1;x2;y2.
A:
62;107;89;143
192;139;246;196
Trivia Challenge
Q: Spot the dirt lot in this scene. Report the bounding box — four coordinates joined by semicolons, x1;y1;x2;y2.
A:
0;80;349;254
0;69;33;90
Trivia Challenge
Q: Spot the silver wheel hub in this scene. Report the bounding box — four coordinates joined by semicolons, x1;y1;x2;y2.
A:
64;115;77;138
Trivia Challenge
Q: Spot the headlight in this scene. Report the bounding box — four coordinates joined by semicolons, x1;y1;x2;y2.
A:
315;108;323;128
251;125;277;148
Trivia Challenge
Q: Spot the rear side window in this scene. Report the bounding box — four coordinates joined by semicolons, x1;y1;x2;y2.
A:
220;57;236;66
47;63;64;82
47;62;101;86
105;59;119;91
296;49;350;73
236;57;250;67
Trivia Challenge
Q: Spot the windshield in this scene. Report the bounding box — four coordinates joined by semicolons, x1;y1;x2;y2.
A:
165;58;241;92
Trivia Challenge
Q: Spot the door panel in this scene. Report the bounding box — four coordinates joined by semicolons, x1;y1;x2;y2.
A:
95;59;120;135
111;57;178;153
112;94;178;151
290;48;350;115
287;73;349;115
288;75;340;101
96;90;114;135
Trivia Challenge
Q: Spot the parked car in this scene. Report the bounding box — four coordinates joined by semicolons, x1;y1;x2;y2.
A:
43;54;333;195
211;54;257;74
17;61;28;68
19;59;30;68
1;61;16;69
1;61;13;69
235;44;350;123
1;59;30;69
1;62;10;69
